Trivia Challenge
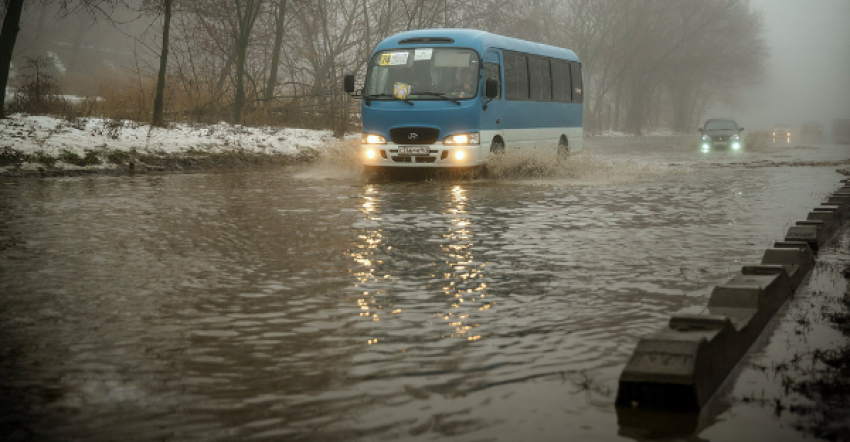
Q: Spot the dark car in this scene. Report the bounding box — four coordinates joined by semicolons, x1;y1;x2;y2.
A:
699;119;744;152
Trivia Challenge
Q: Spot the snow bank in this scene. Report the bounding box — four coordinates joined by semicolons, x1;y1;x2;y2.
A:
1;113;335;158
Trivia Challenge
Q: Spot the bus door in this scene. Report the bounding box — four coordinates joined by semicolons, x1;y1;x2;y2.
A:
481;49;504;154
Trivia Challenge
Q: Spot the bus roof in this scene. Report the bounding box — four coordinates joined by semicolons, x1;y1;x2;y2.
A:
373;29;580;62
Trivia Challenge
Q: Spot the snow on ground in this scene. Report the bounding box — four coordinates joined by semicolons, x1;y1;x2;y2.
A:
0;113;335;159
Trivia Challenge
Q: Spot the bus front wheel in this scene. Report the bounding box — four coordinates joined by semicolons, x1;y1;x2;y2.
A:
557;136;570;158
490;139;505;155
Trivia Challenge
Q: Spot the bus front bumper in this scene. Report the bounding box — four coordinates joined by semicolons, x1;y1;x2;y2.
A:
361;144;485;168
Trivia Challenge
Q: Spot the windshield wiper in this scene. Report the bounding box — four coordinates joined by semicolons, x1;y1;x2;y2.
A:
365;93;413;106
414;91;461;105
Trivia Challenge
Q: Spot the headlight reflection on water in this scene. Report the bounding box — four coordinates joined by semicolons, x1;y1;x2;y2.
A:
347;184;492;345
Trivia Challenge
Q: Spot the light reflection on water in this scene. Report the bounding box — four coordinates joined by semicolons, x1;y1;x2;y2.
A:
0;143;847;441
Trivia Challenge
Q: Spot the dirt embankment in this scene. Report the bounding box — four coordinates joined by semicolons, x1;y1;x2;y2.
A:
0;148;320;177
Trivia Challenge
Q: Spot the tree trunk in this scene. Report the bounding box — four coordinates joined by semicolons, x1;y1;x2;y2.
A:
233;36;248;123
0;0;25;119
233;0;262;124
152;0;173;127
264;0;287;103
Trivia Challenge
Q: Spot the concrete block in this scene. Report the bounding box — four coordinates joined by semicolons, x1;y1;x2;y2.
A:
826;194;850;212
807;210;835;228
669;314;733;332
796;220;827;245
772;240;814;255
708;283;761;310
616;329;731;410
801;217;837;240
784;224;821;251
815;205;844;225
742;263;804;291
708;273;791;324
762;247;815;274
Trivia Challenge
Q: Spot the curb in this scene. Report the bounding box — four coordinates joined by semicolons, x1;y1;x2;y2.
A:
614;178;850;411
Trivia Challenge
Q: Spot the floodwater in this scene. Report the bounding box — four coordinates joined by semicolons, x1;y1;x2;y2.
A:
1;139;848;441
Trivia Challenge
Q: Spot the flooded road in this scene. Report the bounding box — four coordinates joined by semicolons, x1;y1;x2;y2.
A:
1;140;848;441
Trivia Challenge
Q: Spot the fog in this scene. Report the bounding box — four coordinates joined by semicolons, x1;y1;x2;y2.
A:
4;0;850;135
710;0;850;132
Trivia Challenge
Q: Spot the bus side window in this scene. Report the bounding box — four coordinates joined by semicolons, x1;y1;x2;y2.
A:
540;58;552;101
516;54;529;100
484;63;501;99
505;53;517;100
570;61;582;103
552;60;566;102
504;51;529;101
529;56;542;101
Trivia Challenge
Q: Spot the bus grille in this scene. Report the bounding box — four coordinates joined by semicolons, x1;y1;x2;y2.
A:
390;127;439;145
390;156;437;164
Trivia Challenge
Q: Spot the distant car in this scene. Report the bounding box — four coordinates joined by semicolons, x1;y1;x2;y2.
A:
800;122;823;143
699;119;744;152
772;124;791;144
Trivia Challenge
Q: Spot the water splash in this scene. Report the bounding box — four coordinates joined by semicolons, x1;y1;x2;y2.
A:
484;147;688;185
298;140;690;185
293;138;363;180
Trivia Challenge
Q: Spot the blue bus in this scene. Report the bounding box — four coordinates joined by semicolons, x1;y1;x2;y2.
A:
344;29;583;169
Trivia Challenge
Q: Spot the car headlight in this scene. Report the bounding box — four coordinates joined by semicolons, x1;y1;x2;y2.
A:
443;133;480;145
702;135;710;140
362;134;387;144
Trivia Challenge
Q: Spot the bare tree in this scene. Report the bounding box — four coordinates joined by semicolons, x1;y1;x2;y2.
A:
233;0;263;123
0;0;26;119
152;0;173;126
263;0;286;103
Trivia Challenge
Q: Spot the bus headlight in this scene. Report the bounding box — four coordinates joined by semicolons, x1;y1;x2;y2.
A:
702;135;710;140
443;133;480;145
732;142;741;150
362;134;387;144
454;150;466;160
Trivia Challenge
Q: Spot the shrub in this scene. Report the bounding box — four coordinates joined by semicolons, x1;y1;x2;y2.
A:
57;149;101;166
0;147;26;166
58;149;81;164
106;149;132;164
31;150;55;165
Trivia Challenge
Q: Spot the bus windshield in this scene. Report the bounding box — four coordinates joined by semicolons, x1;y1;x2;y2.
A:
364;48;480;101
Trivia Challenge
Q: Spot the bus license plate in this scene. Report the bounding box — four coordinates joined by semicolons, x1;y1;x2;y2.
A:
397;146;429;156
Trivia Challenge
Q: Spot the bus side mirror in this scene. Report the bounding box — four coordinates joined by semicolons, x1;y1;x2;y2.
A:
485;78;498;99
698;128;703;133
739;127;745;131
344;74;355;93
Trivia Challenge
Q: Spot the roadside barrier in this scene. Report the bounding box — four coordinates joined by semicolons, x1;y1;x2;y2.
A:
615;178;850;411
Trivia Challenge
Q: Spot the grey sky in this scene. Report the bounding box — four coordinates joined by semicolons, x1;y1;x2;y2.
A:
711;0;850;132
